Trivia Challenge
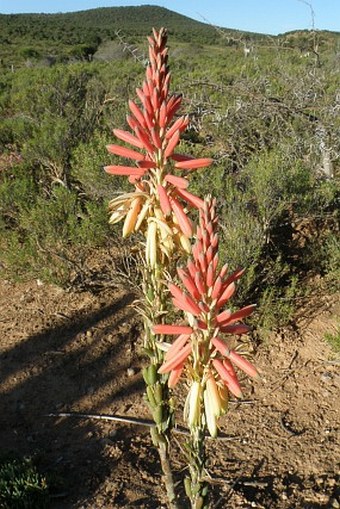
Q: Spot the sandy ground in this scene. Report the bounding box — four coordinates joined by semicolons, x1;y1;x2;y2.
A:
0;277;339;508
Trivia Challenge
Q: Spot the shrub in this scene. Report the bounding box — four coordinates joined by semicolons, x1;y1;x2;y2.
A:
71;130;130;201
20;47;40;59
0;182;112;285
0;456;49;509
324;328;340;354
321;233;340;287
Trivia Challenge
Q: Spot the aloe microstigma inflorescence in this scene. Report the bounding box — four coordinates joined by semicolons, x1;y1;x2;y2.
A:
105;28;214;509
154;197;259;434
105;27;259;509
105;27;212;267
154;197;259;508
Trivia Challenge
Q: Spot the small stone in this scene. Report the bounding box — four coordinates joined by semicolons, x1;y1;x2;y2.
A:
109;429;117;439
330;498;340;508
101;437;114;446
86;330;93;338
127;368;135;377
281;492;288;500
36;279;44;286
321;372;333;383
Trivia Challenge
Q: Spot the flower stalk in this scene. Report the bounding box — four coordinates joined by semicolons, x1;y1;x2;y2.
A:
106;26;259;509
155;197;259;507
141;262;178;508
106;27;212;508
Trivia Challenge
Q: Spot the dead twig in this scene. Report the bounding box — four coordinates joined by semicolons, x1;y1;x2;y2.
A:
46;412;239;441
269;350;299;392
319;359;340;366
215;476;241;508
279;412;305;437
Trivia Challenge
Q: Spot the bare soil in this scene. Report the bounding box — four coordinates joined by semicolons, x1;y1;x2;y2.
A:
0;276;339;508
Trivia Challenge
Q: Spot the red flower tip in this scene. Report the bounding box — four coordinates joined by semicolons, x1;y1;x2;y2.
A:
211;337;230;357
165;334;190;361
153;324;193;335
212;359;243;398
104;165;145;176
106;144;143;161
157;184;172;216
113;129;144;149
164;130;180;159
164;174;189;189
170;197;193;237
229;350;260;379
158;343;192;374
175;188;204;209
168;362;185;388
175;158;213;171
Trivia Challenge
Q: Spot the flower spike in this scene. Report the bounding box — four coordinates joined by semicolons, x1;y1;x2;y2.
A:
106;28;211;265
155;197;259;435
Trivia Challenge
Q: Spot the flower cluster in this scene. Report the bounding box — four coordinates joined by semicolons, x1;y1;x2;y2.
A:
154;198;259;436
105;28;213;265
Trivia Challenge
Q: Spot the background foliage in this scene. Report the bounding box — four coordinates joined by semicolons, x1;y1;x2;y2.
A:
0;455;50;509
0;6;339;330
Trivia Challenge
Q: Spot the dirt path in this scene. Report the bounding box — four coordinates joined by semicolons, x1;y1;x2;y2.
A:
0;278;339;508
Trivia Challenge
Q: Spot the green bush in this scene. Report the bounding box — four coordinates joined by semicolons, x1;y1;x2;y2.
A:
0;181;111;285
241;147;313;241
257;274;301;333
0;456;49;509
324;328;340;354
20;47;40;59
322;233;340;287
71;130;130;201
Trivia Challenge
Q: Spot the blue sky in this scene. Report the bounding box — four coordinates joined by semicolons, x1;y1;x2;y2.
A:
0;0;339;35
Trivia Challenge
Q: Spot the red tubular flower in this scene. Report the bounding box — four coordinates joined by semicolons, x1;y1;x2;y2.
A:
106;28;213;247
155;197;259;404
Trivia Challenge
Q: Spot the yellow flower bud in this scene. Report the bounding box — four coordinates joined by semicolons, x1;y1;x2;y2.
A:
204;388;217;438
188;381;202;428
122;197;142;237
146;220;157;267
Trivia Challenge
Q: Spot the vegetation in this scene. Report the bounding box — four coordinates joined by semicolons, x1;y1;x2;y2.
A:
0;456;49;509
324;327;340;353
1;6;339;68
0;6;339;331
0;6;225;67
0;8;339;508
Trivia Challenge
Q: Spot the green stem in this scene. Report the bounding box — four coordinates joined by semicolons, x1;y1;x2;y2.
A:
141;261;179;509
158;438;179;509
185;426;209;509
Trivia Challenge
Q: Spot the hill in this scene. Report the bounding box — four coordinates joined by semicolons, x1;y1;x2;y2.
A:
0;5;338;303
0;5;274;66
0;6;220;65
1;5;339;68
